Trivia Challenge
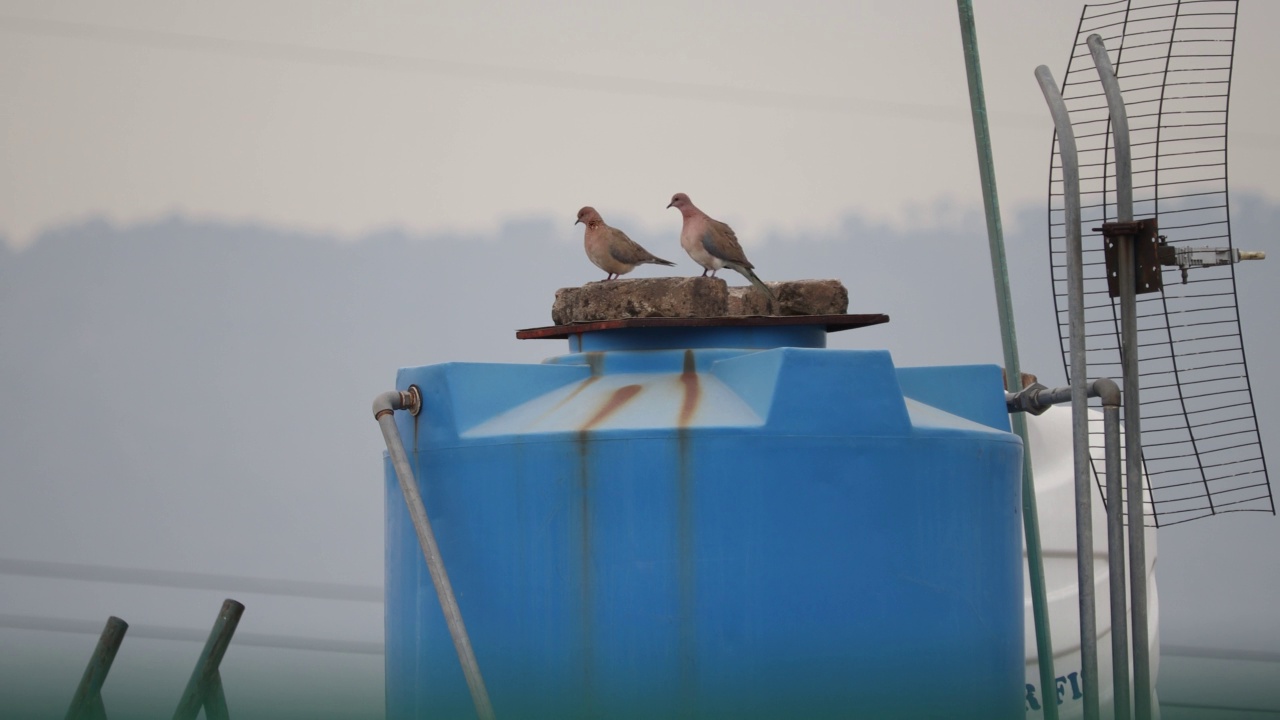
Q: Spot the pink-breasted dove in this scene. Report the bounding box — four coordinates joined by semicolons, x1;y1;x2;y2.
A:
666;193;776;301
576;206;676;280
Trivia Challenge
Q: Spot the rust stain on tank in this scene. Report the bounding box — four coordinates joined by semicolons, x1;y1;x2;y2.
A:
569;350;610;714
675;348;698;708
580;384;643;432
573;427;596;712
529;353;606;427
678;349;701;427
535;375;600;423
583;351;604;376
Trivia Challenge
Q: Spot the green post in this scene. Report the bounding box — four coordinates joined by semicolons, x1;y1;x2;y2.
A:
172;599;243;720
64;616;128;720
955;3;1059;717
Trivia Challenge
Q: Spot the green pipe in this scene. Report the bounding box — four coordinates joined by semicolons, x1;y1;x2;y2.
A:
64;616;128;720
172;599;243;720
955;3;1059;718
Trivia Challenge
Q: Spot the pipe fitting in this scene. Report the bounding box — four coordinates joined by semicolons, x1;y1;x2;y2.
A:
1091;377;1121;408
372;385;494;720
373;386;422;420
1006;382;1053;415
1008;379;1123;415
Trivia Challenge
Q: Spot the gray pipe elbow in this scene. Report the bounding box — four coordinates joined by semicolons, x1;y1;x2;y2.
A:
1091;377;1121;407
373;387;421;419
372;391;401;420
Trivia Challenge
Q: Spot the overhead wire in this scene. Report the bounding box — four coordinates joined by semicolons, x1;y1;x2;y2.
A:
0;14;1010;126
0;613;383;656
0;557;381;603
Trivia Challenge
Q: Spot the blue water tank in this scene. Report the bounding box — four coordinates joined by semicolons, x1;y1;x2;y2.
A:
385;325;1023;719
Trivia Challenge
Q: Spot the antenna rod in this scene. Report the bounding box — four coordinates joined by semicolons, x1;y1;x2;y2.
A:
1087;34;1135;720
955;5;1058;717
1037;64;1101;720
1088;34;1153;720
1088;35;1133;223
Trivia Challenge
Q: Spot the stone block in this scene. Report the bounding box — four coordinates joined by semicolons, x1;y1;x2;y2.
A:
727;279;848;316
552;277;727;324
551;277;849;323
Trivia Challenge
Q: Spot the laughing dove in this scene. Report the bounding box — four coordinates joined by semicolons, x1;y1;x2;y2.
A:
576;206;676;280
666;193;776;301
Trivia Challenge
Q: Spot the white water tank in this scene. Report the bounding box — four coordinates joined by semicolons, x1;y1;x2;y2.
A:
1024;407;1160;719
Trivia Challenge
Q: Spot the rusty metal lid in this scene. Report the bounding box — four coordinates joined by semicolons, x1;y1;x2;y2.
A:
516;313;889;340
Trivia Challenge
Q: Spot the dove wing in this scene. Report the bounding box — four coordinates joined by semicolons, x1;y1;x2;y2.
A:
701;219;754;269
607;227;658;264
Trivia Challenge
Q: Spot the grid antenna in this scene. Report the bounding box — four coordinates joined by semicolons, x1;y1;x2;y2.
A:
1047;0;1272;526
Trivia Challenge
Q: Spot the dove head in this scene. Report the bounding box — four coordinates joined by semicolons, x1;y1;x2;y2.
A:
575;206;602;227
666;193;697;217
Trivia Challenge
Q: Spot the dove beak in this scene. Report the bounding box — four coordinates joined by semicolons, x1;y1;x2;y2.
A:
665;201;675;209
574;218;582;225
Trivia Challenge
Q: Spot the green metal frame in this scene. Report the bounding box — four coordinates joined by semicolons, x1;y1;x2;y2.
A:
64;616;129;720
955;3;1059;718
172;599;244;720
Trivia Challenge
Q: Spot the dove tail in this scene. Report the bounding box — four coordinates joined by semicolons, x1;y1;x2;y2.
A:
732;265;777;302
647;257;677;267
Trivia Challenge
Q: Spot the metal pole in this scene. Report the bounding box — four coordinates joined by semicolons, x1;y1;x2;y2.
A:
1037;64;1100;720
64;616;128;720
1088;35;1133;223
1087;33;1153;720
172;599;243;720
1088;35;1135;720
1098;379;1131;720
203;676;230;720
374;389;497;720
1116;229;1153;720
956;6;1059;717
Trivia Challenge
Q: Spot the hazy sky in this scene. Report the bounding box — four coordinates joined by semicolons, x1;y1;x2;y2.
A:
2;1;1279;247
2;2;1279;716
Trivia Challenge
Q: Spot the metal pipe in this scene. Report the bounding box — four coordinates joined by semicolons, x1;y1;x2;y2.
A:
1006;383;1070;413
1089;34;1145;720
1090;32;1155;720
1037;64;1100;720
1097;378;1131;720
1116;227;1153;720
172;599;243;720
1087;35;1133;223
374;389;497;720
1089;378;1120;410
1006;378;1117;415
1032;385;1074;408
956;5;1059;715
203;676;229;720
64;616;128;720
1007;374;1131;720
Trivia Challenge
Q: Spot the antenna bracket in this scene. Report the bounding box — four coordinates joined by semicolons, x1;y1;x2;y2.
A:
1098;219;1163;298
